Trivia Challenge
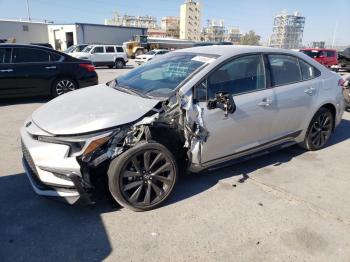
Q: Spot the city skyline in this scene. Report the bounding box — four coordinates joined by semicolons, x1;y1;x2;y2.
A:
0;0;349;45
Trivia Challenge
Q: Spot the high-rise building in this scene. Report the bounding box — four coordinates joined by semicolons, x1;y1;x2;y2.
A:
201;19;226;42
105;13;158;29
269;10;305;49
179;0;201;41
161;16;180;38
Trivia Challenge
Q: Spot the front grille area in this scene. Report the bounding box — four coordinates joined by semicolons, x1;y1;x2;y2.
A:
21;140;44;186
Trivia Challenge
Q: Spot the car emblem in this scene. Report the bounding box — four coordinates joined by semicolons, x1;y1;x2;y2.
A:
25;121;32;127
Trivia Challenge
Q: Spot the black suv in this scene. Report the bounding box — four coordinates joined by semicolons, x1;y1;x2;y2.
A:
338;47;350;72
0;44;98;98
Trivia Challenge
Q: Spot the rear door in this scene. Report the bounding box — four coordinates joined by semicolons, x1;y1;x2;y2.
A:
268;54;320;138
13;47;57;96
0;47;17;97
198;54;277;164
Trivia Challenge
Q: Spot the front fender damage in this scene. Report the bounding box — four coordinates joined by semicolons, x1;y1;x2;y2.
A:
85;92;209;175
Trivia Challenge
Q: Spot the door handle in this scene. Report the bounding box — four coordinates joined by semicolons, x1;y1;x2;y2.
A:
258;97;273;107
45;66;57;70
0;69;13;73
304;87;316;95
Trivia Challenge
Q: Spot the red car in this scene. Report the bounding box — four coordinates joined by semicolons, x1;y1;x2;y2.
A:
300;48;338;67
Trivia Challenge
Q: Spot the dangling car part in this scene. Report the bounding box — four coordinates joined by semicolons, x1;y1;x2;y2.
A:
21;46;345;211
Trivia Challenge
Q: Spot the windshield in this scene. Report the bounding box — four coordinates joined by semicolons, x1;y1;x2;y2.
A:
146;50;156;55
301;50;321;58
82;46;93;53
115;53;216;98
64;46;75;53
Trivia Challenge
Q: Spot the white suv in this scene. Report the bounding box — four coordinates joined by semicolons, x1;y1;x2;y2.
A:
72;45;128;69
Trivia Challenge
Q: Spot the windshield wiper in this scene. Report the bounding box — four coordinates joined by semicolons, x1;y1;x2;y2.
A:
113;82;150;99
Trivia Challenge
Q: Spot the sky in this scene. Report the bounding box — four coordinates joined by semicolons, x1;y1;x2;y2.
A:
0;0;349;46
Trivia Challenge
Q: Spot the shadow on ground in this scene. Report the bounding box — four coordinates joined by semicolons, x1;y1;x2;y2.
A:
0;173;116;261
0;97;49;106
167;118;350;206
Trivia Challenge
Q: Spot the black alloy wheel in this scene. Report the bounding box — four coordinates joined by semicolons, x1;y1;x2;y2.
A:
301;107;334;151
108;142;178;211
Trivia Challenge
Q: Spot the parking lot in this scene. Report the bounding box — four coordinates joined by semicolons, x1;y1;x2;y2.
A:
0;61;350;262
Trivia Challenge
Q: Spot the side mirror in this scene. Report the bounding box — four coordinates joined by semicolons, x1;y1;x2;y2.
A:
207;92;236;117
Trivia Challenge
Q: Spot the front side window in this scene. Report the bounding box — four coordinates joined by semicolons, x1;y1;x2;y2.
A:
207;55;266;99
298;59;321;81
14;48;49;63
93;47;104;53
106;46;115;53
116;47;124;53
268;55;301;86
0;48;11;63
115;53;215;98
82;46;93;53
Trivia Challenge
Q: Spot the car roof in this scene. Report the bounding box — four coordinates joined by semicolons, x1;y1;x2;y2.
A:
0;43;54;50
176;45;301;57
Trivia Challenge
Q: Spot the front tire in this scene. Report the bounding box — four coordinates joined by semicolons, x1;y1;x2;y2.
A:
300;107;334;151
51;78;77;97
108;141;178;211
115;59;124;69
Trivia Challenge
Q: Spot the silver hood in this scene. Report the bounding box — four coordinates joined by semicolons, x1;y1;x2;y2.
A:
32;84;160;135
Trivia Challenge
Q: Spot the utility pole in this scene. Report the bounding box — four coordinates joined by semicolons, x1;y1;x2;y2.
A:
25;0;31;21
332;20;338;48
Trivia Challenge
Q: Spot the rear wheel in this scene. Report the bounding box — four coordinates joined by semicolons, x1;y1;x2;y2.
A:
51;78;77;97
108;141;178;211
115;59;124;69
300;107;334;151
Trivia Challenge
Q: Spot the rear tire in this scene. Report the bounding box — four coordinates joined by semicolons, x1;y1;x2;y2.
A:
300;107;334;151
51;78;77;98
108;141;178;211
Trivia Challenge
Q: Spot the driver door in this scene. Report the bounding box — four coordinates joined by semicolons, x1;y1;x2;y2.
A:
197;54;278;164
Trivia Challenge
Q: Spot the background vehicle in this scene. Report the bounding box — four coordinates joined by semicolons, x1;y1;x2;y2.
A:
135;49;169;65
21;46;344;211
300;48;338;67
0;44;98;98
337;47;350;72
64;44;88;54
72;44;128;69
123;35;195;58
343;77;350;109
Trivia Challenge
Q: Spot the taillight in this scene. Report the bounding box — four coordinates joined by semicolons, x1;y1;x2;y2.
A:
79;63;95;72
338;79;345;87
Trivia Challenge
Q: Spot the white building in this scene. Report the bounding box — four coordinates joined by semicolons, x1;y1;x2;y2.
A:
161;16;180;39
180;0;201;41
0;19;49;43
105;13;158;29
48;23;147;51
0;20;147;51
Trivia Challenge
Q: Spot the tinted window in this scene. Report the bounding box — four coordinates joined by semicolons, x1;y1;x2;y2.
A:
326;51;335;57
268;55;301;86
93;47;104;53
14;48;49;63
106;46;115;53
116;47;124;53
298;59;321;80
0;48;11;63
208;55;266;98
301;50;321;58
50;52;62;62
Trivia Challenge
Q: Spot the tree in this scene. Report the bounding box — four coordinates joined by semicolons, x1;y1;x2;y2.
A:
240;30;261;46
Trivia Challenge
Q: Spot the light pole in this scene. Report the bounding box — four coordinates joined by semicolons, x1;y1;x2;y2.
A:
25;0;31;21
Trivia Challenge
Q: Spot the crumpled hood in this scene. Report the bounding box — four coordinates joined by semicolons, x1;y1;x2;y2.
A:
32;84;160;135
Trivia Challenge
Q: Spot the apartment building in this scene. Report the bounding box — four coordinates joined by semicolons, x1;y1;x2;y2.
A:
179;0;201;41
161;16;180;39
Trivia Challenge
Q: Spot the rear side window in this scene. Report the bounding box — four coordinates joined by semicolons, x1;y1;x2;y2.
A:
268;55;301;86
106;46;115;53
298;59;321;80
208;54;266;98
0;48;11;63
116;47;124;53
50;52;62;62
14;48;49;63
93;47;104;53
